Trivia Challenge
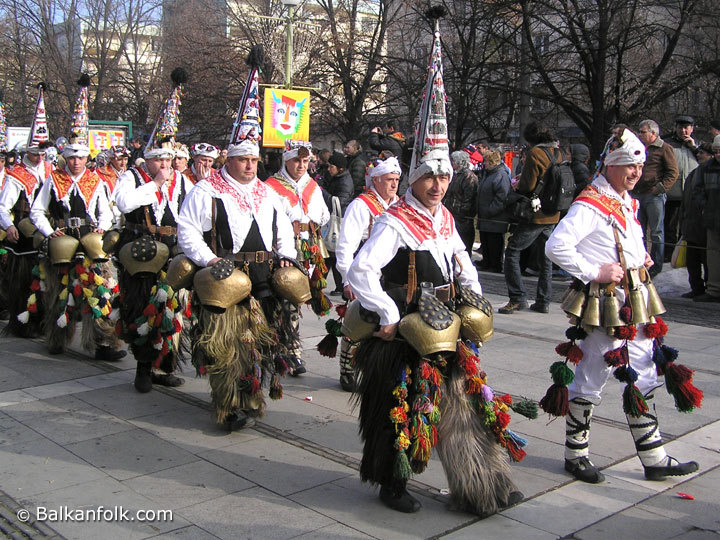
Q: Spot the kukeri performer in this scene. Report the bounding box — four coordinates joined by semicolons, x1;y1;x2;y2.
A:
318;156;400;392
112;68;192;393
266;138;331;375
96;144;130;230
543;128;701;484
0;84;53;337
345;10;528;515
29;75;125;360
178;47;309;431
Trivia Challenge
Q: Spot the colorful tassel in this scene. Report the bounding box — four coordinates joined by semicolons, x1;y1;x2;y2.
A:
664;363;703;412
510;399;539;419
316;333;338;358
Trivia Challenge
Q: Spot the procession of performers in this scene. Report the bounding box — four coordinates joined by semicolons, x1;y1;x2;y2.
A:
0;32;704;524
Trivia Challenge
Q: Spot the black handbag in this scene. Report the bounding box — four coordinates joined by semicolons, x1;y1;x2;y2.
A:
506;191;534;224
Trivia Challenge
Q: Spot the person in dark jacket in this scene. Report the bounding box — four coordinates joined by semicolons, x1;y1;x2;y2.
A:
322;152;355;294
570;144;591;197
443;150;477;255
368;121;406;159
692;135;720;302
679;143;712;298
343;140;369;197
476;150;511;272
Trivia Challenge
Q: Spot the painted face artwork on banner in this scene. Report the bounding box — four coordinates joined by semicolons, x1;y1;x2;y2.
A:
263;88;310;148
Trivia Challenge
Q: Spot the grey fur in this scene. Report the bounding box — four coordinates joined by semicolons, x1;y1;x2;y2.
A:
436;365;517;516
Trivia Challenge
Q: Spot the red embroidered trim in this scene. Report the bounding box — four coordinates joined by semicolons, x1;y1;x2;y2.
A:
386;196;454;243
7;165;38;195
205;172;250;213
357;190;385;217
575;185;633;230
51;169;102;208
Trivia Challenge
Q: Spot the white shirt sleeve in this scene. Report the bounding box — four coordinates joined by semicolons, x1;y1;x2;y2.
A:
114;171;159;214
94;185;113;231
177;187;216;267
336;199;370;285
451;229;482;295
0;178;22;231
545;204;602;283
347;222;404;326
29;179;55;237
273;198;298;260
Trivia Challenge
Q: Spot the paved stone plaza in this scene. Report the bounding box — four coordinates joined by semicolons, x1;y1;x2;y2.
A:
0;269;718;539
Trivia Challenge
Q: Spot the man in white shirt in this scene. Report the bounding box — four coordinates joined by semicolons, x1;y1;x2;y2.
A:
331;156;400;391
545;128;700;485
178;139;301;432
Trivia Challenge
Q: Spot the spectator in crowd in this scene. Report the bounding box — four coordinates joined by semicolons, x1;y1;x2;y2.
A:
368;120;406;160
443;150;477;255
499;121;561;314
692;135;720;303
665;115;699;262
476;149;511;273
314;148;331;186
570;144;591;197
634;119;679;276
129;137;144;167
709;120;720;139
343;139;368;197
680;142;713;298
321;152;354;296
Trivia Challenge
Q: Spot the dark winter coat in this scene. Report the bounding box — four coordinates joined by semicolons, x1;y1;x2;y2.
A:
321;169;354;214
367;132;406;161
443;167;477;223
570;144;591;197
346;152;369;197
693;157;720;233
681;168;706;244
476;163;512;233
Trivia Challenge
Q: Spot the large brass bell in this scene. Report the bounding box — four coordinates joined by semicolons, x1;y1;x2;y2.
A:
627;268;649;324
561;288;586;319
582;282;601;327
602;290;623;335
295;237;305;262
340;299;379;342
193;259;251;311
271;266;311;305
456;304;494;344
165;255;198;291
17;218;37;238
80;232;109;262
49;235;80;265
644;276;666;317
398;311;461;357
102;230;120;254
118;236;170;276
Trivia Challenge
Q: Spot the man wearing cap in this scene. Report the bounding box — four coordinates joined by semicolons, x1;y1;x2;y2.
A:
346;22;524;516
331;155;400;391
665;115;700;262
29;137;125;360
185;143;218;185
178;139;301;431
0;141;53;336
633;119;679;276
266;139;330;375
692;135;720;303
114;141;193;392
546;128;700;485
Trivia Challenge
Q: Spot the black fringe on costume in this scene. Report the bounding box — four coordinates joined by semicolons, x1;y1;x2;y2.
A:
117;269;166;366
352;337;419;488
261;296;302;369
191;295;278;424
436;363;517;516
2;253;43;338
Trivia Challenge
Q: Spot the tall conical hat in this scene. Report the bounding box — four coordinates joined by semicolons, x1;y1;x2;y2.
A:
145;68;188;159
63;74;91;158
408;7;452;185
227;46;263;158
0;91;7;153
26;83;50;151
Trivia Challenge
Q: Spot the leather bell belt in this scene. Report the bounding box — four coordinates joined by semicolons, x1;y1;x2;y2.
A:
292;222;311;234
58;217;88;229
385;282;455;303
125;222;177;236
233;250;274;264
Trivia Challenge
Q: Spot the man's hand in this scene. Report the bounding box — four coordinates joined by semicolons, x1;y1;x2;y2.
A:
93;228;104;234
373;322;398;341
208;257;223;266
343;284;356;301
49;229;65;238
5;225;19;243
153;168;172;188
370;127;382;134
594;262;624;283
644;252;654;269
195;161;211;180
279;259;291;268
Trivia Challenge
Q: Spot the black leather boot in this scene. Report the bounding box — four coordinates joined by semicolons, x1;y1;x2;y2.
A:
134;362;152;393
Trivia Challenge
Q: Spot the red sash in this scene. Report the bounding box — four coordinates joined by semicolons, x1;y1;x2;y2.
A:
574;185;640;232
7;165;39;195
386;196;454;243
51;169;102;208
266;175;317;214
357;190;385;217
97;166;119;192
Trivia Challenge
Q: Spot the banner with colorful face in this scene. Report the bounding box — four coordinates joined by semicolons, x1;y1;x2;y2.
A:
262;88;310;148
